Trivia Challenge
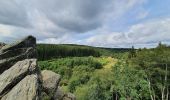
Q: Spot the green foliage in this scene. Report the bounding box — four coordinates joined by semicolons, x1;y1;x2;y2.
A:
39;57;103;85
39;57;114;100
128;46;136;58
111;60;150;100
37;44;131;60
37;44;101;60
68;66;92;92
39;43;170;100
129;44;170;100
74;75;113;100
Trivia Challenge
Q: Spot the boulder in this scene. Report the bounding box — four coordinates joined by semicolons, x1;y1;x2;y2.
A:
41;70;61;98
54;88;76;100
54;87;65;100
1;75;39;100
0;59;37;97
0;36;36;74
0;36;41;100
0;35;76;100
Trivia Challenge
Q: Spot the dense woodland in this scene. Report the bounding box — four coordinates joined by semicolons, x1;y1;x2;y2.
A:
37;44;101;60
37;44;130;60
38;43;170;100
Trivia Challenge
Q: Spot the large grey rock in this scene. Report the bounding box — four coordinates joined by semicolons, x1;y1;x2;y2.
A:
54;87;76;100
1;74;39;100
0;47;36;60
0;36;36;74
41;70;61;99
0;35;76;100
54;87;65;100
0;59;37;97
0;48;36;74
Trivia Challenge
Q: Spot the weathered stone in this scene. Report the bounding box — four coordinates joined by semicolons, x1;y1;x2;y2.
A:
1;35;36;52
54;88;76;100
0;35;75;100
41;70;61;98
0;47;36;74
0;36;36;74
0;59;37;97
0;47;36;60
54;87;65;100
1;74;39;100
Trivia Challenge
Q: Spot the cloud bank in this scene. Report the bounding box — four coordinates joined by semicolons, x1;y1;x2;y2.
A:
0;0;170;48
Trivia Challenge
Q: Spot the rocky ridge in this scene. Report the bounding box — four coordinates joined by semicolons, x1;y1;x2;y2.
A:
0;36;75;100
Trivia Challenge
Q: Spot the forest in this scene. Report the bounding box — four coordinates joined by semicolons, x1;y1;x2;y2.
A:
38;43;170;100
37;44;130;60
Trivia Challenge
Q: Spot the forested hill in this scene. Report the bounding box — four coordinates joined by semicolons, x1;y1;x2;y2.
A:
37;44;131;60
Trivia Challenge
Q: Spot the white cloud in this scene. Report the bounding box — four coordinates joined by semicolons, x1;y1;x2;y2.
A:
0;0;144;38
127;18;170;43
80;18;170;48
1;0;169;48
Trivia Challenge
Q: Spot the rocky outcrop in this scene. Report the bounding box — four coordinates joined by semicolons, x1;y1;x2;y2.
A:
41;70;61;99
0;36;40;100
54;87;65;100
0;36;36;53
41;70;76;100
0;59;38;97
0;36;75;100
0;36;36;74
1;75;39;100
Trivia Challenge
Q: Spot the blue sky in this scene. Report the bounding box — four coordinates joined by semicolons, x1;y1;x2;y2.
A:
0;0;170;48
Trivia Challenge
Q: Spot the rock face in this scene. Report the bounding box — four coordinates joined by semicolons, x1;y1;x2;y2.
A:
0;59;37;96
0;36;75;100
0;36;36;74
1;75;39;100
54;87;65;100
41;70;61;99
0;36;40;100
1;36;36;52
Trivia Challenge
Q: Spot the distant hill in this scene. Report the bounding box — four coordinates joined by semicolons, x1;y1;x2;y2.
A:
37;44;131;60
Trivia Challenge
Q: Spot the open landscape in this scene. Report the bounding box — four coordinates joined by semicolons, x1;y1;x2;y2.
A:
0;0;170;100
37;43;170;100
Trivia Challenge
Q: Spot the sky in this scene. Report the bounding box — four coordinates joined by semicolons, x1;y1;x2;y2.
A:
0;0;170;48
